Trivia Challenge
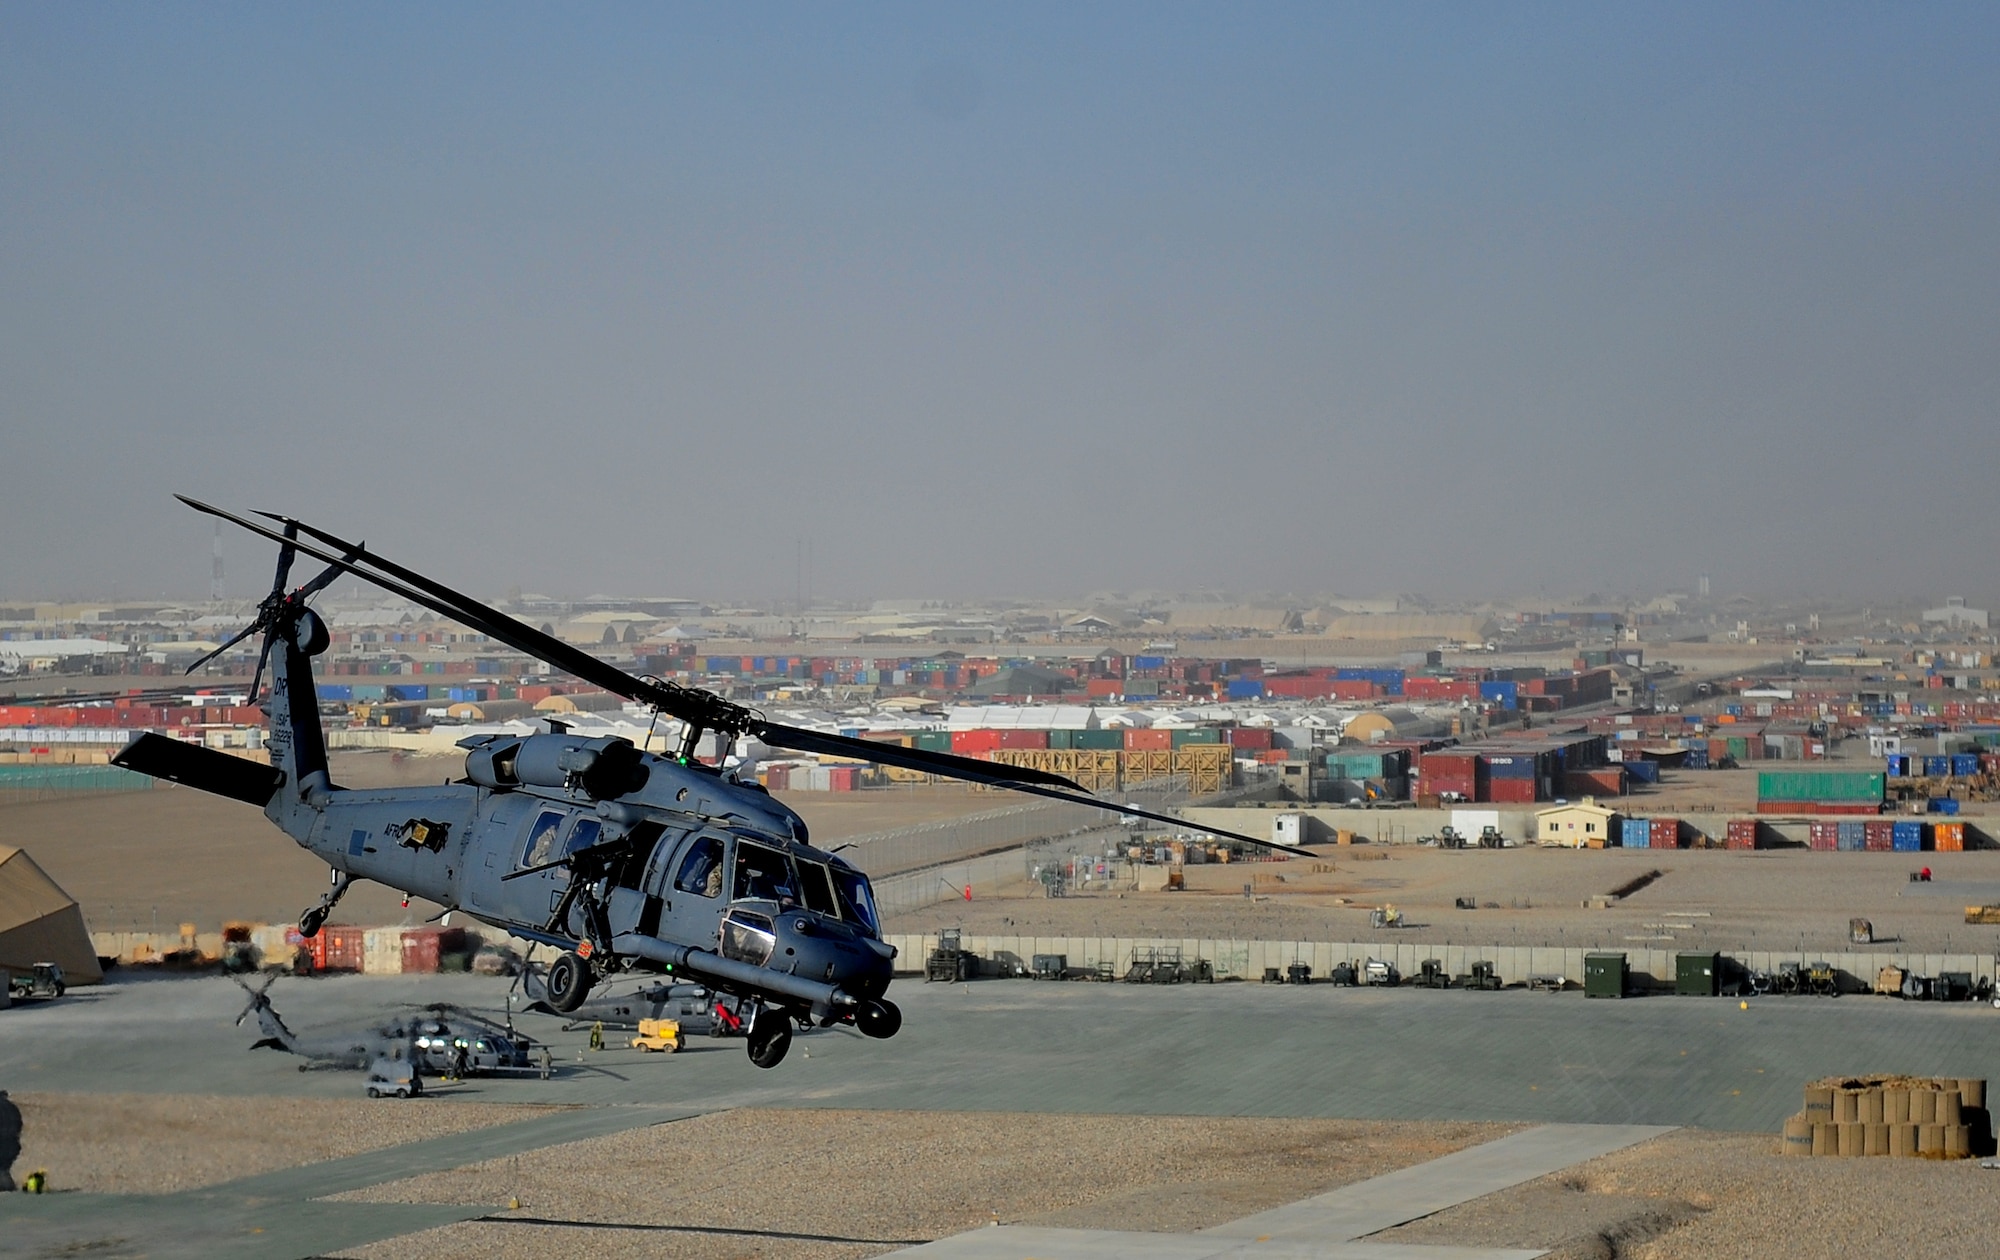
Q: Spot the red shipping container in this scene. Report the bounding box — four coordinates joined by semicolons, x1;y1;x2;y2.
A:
1254;749;1289;764
1086;678;1123;697
950;730;1002;755
994;730;1048;749
763;765;791;792
1650;818;1681;849
1123;729;1173;751
1863;820;1895;852
1726;819;1759;850
399;926;467;974
1486;778;1539;804
828;766;858;791
311;926;365;972
1228;727;1273;750
1808;821;1840;851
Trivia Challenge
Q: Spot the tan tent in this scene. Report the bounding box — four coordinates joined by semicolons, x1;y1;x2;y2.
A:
0;845;103;984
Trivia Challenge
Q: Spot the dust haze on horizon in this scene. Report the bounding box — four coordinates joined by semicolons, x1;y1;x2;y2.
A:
3;5;1997;609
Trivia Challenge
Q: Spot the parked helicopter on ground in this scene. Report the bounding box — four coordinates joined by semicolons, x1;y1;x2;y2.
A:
231;974;541;1077
120;498;1311;1068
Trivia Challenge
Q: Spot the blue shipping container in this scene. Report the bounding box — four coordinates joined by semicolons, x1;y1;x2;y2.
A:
1929;798;1961;815
315;684;353;701
1684;747;1710;770
1479;681;1519;709
1620;818;1651;849
1837;821;1866;851
1483;754;1537;779
1951;754;1982;776
1887;755;1910;777
1226;679;1265;699
1924;756;1953;776
1625;759;1661;784
1892;820;1927;852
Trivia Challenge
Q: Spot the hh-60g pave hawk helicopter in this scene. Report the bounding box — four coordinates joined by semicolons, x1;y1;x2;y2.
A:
114;497;1312;1069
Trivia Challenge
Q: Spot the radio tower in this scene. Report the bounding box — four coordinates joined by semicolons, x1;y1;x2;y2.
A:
210;523;225;602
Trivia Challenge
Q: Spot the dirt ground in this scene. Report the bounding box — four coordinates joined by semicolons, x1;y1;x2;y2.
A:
0;758;1001;934
1378;1127;2000;1260
888;844;2000;955
7;1092;558;1195
331;1109;1513;1259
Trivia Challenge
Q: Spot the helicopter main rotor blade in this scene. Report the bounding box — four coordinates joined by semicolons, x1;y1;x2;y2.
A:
178;498;1090;795
983;780;1318;857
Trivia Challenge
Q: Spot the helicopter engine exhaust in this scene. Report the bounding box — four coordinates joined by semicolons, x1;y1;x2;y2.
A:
463;733;650;800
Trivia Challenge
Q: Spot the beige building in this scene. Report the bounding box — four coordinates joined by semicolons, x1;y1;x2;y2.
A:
1536;798;1619;848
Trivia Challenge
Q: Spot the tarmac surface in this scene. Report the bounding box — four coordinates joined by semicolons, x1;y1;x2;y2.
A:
5;969;1998;1127
7;972;2000;1257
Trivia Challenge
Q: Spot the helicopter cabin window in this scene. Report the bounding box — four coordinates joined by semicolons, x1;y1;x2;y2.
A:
732;841;797;905
563;818;603;856
794;859;839;917
521;811;566;867
674;836;726;898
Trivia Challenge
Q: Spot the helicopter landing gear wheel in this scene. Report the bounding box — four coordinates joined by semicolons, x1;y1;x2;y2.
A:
545;951;594;1015
298;906;327;939
856;998;902;1039
746;1010;793;1069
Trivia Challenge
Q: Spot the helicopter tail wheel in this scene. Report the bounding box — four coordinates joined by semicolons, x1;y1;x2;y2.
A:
298;906;328;939
856;998;902;1040
746;1011;793;1069
545;951;594;1015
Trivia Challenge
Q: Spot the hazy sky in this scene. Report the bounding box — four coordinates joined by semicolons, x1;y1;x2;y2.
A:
4;5;1997;606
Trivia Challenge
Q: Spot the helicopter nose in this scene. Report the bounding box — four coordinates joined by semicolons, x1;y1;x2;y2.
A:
771;914;892;998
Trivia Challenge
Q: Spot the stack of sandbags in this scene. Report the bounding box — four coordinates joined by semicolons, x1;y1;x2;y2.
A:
1783;1076;1987;1159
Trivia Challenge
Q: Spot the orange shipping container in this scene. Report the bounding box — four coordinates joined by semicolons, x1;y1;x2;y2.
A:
1935;822;1966;852
1123;728;1173;751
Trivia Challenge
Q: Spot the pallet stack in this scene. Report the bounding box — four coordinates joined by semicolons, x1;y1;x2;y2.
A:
1782;1076;1987;1159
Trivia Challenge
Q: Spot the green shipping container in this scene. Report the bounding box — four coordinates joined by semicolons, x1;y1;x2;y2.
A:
1073;730;1125;750
911;731;953;753
1171;728;1222;747
1584;952;1627;999
1725;737;1749;761
1675;952;1719;996
1756;770;1884;802
1046;729;1076;749
1326;752;1386;778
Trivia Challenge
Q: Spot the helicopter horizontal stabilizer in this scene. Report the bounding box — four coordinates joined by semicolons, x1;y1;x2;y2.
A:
114;731;285;807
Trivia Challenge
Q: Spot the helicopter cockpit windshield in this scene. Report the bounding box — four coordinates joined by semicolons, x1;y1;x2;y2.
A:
831;865;880;936
732;841;798;906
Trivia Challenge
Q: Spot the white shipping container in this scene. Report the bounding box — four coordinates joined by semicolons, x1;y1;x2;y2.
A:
363;927;405;975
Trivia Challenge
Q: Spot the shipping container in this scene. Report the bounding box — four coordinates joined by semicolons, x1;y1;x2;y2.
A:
911;731;953;753
1123;728;1172;751
1935;821;1967;852
1837;821;1866;852
1620;817;1651;849
310;925;364;972
1726;818;1760;850
1170;728;1222;747
1486;777;1539;804
1886;754;1911;777
1808;821;1840;851
1863;820;1896;852
1893;820;1928;852
1650;818;1682;849
1756;770;1885;803
1482;753;1538;780
1924;756;1953;776
1930;798;1961;816
994;730;1049;750
1073;729;1126;751
950;729;1002;756
1625;758;1661;784
1952;754;1982;776
1228;727;1274;750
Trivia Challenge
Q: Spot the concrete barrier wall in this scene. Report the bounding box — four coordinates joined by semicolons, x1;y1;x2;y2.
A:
881;931;1999;990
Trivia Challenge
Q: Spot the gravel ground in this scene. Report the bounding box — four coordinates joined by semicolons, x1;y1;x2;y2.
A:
1377;1128;2000;1259
889;846;2000;955
329;1109;1514;1260
7;1092;559;1195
